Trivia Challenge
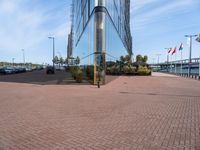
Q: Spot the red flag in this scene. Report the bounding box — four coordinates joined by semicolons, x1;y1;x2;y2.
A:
168;48;172;54
172;47;176;55
196;34;200;42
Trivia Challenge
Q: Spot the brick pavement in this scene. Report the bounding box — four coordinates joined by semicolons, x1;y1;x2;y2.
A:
0;73;200;150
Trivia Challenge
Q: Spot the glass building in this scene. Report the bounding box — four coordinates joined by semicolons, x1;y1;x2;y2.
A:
71;0;132;84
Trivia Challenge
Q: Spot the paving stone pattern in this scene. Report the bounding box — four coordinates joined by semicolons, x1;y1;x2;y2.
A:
0;73;200;150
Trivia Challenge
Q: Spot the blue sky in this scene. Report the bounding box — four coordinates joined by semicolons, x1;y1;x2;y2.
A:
0;0;200;64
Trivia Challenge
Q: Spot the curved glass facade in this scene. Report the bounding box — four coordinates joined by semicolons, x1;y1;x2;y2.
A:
72;0;132;84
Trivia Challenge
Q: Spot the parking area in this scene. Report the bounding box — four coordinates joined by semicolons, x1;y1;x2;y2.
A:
0;70;90;85
0;73;200;149
0;69;118;85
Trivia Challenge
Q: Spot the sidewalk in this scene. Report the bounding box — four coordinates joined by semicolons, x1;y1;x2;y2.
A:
0;75;200;150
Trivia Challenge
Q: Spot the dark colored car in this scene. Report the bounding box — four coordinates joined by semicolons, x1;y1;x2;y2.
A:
0;67;5;74
0;67;15;74
16;68;26;73
46;66;55;74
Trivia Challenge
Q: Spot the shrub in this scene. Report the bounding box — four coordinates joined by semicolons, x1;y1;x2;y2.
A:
76;69;83;83
69;66;78;78
86;65;94;80
106;67;111;75
123;65;136;75
137;66;151;75
110;66;119;75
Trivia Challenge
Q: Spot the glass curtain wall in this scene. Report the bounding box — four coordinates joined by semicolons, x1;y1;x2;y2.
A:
73;0;132;84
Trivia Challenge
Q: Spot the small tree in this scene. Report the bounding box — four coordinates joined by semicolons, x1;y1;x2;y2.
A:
120;56;125;63
136;55;143;62
53;56;59;64
75;56;80;65
64;58;69;65
143;55;148;63
59;57;64;66
125;55;131;64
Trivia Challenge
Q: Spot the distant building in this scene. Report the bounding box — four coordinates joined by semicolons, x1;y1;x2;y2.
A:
71;0;132;84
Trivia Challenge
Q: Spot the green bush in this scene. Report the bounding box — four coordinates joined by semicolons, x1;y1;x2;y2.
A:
70;66;79;79
86;65;94;80
123;65;136;75
76;69;83;83
137;66;151;75
110;66;119;75
106;67;111;75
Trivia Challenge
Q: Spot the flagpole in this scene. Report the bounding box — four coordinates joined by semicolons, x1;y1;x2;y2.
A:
175;52;177;74
199;56;200;78
165;48;171;72
171;55;172;73
167;54;169;72
181;50;183;75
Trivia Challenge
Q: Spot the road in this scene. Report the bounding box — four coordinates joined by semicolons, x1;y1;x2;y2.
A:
0;72;200;150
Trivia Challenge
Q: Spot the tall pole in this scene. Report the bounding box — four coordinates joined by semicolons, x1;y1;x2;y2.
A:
165;48;171;72
175;52;177;74
152;58;155;64
185;34;198;76
48;37;55;69
156;54;161;64
181;50;183;75
12;58;15;67
170;55;172;73
22;49;25;67
199;56;200;78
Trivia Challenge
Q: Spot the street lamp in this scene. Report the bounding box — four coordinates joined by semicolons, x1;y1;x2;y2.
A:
152;58;155;64
22;49;25;67
12;58;15;67
48;37;55;69
156;54;161;64
185;34;198;76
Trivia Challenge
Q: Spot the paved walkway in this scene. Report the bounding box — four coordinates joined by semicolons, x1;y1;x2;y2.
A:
0;73;200;150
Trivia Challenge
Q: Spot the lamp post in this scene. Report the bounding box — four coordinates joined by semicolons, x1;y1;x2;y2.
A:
22;49;25;67
156;54;161;64
185;34;198;76
152;58;155;64
196;34;200;79
48;37;55;69
12;58;15;67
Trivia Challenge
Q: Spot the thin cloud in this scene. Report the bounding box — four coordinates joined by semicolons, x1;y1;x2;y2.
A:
0;0;70;53
131;0;199;32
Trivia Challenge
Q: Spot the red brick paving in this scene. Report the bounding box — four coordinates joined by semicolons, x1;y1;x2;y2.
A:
0;73;200;150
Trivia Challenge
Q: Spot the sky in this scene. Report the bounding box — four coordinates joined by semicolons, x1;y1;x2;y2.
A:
0;0;200;64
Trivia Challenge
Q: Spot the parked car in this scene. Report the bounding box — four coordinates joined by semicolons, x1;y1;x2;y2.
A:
55;66;65;71
0;67;15;74
36;66;44;70
16;67;26;73
46;66;55;74
25;68;32;72
0;67;5;74
0;67;26;75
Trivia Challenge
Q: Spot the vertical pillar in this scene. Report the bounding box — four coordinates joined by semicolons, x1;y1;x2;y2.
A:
93;7;106;85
